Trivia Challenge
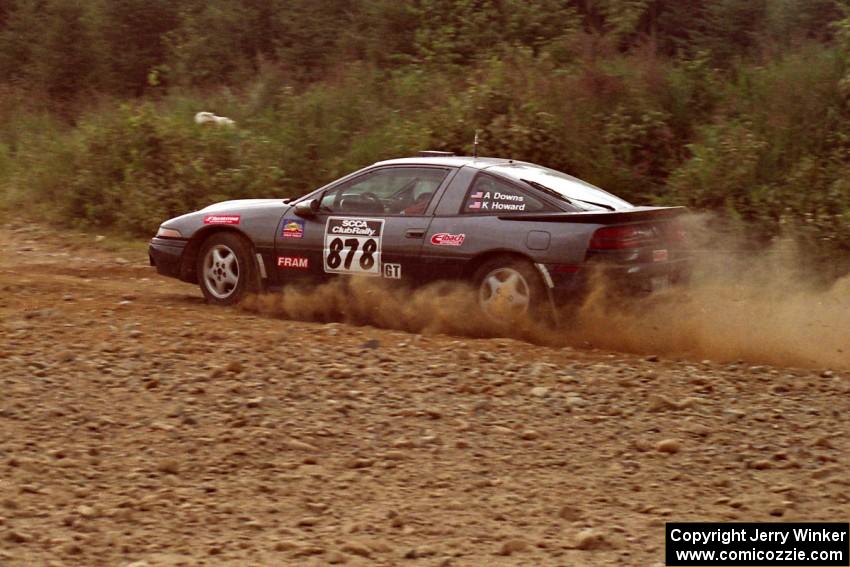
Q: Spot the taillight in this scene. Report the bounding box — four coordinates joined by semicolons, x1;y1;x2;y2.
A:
589;224;656;250
664;219;687;243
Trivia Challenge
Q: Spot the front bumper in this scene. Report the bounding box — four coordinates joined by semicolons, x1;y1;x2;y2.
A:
149;237;187;279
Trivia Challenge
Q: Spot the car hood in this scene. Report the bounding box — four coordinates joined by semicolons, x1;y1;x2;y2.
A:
201;199;285;212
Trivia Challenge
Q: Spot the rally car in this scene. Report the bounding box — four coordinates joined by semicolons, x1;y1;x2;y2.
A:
149;153;688;318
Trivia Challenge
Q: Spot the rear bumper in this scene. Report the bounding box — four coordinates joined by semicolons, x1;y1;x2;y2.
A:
544;257;690;302
601;258;690;293
149;237;187;279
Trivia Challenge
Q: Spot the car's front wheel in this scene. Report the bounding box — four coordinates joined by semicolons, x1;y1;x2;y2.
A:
197;232;258;305
473;256;547;323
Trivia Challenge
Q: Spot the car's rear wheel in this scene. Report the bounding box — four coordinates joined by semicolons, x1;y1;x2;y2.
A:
197;232;258;305
473;256;547;323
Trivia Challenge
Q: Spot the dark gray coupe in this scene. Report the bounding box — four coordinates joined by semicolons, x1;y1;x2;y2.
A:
149;153;688;318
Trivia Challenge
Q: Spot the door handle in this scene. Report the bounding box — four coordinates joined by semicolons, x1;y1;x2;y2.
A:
405;229;425;239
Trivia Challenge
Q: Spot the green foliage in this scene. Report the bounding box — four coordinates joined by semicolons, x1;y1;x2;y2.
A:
667;46;850;249
0;0;849;262
4;104;286;235
164;0;278;88
96;0;179;96
410;0;580;65
0;0;97;104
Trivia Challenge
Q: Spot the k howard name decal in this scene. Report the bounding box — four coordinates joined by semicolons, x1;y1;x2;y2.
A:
467;190;527;212
203;214;240;225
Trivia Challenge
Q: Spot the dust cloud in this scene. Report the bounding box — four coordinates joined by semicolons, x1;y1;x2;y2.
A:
244;214;849;370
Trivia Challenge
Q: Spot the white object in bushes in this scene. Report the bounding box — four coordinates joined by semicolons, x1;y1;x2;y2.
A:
194;111;235;127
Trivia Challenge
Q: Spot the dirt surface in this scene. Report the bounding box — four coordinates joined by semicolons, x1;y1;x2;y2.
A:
1;222;849;567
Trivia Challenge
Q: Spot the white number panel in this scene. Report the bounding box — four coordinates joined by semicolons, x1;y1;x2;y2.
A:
323;217;384;275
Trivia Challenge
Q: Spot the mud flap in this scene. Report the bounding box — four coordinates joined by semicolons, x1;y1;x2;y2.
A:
254;252;268;293
535;263;561;328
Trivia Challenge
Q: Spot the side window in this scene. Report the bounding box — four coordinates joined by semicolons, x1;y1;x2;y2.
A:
461;174;555;214
320;167;449;215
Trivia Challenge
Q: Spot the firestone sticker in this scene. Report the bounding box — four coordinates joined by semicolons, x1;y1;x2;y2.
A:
281;218;305;239
430;233;465;246
204;214;241;225
277;256;309;269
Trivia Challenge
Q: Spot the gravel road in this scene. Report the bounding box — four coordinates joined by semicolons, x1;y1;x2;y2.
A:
1;222;848;566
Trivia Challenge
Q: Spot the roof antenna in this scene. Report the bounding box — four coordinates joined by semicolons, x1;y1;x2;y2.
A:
473;129;480;159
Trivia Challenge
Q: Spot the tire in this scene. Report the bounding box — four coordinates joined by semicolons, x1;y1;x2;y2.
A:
472;256;548;323
196;232;259;305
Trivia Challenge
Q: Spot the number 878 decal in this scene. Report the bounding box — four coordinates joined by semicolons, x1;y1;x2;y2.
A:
323;217;384;275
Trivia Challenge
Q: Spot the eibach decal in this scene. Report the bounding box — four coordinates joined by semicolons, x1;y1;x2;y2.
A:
277;256;309;269
430;233;465;246
204;215;240;225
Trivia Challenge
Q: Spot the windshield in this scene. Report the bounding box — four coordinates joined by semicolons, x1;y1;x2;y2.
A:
487;163;632;211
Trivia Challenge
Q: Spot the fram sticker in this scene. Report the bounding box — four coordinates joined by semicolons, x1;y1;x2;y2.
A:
204;215;240;225
430;233;465;246
281;218;305;239
277;256;309;269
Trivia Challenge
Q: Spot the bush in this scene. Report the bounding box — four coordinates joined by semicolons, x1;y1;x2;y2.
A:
3;102;287;235
0;40;849;268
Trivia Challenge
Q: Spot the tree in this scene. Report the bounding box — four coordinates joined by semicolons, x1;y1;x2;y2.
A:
0;0;43;83
97;0;179;96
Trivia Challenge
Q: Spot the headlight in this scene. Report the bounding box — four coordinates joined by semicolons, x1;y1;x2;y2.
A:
156;227;182;238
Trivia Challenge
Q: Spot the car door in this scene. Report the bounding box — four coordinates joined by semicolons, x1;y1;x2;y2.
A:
422;168;560;281
274;165;455;285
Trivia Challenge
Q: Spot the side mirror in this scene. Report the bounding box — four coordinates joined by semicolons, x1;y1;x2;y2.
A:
294;198;320;217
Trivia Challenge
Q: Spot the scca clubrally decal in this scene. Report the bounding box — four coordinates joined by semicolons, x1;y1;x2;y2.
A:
323;217;384;276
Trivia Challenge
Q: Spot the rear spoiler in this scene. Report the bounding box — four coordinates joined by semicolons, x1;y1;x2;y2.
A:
497;206;687;224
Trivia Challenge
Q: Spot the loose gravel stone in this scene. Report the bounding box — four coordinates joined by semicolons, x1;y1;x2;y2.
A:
656;439;682;454
341;541;372;557
575;529;608;550
1;223;848;567
498;539;529;556
530;386;550;397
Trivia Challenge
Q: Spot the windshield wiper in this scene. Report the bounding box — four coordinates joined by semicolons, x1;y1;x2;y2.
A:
521;178;615;211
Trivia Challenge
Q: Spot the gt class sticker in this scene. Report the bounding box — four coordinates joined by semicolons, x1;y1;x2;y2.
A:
383;263;401;279
204;214;240;225
277;256;309;269
430;233;465;246
323;217;384;275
